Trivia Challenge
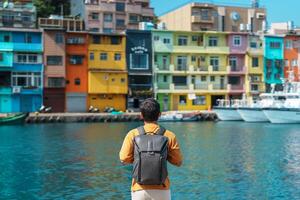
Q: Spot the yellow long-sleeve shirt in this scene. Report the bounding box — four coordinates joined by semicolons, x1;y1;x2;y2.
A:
119;123;183;192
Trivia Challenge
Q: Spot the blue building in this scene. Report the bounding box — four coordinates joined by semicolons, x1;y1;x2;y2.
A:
126;30;153;110
0;29;43;113
264;35;284;91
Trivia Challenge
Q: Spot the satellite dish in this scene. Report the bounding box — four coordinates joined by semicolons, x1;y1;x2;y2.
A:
231;12;240;21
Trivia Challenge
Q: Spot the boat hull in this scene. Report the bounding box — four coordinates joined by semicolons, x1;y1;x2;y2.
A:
263;108;300;124
238;108;269;122
0;113;29;125
213;108;243;121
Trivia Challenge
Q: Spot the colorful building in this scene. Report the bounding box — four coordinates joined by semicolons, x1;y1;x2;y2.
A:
0;29;43;113
126;30;153;110
284;34;300;81
227;33;247;99
245;34;265;100
65;32;89;112
70;0;155;33
153;30;230;111
264;35;284;91
42;29;66;112
88;33;127;111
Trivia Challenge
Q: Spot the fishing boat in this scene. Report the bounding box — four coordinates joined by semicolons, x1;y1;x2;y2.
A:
159;112;199;122
0;113;29;125
213;99;243;121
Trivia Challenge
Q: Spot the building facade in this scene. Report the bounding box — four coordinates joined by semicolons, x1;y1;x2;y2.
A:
153;30;231;111
70;0;155;33
0;29;43;113
88;33;127;111
245;34;265;100
159;2;266;33
42;29;66;112
264;35;284;91
65;32;89;112
284;34;300;82
126;30;153;110
0;0;36;29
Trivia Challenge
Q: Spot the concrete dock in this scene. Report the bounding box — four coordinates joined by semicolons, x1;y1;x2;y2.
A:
25;111;218;124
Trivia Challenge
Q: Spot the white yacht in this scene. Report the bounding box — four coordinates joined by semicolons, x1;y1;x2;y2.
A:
263;93;300;124
213;99;243;121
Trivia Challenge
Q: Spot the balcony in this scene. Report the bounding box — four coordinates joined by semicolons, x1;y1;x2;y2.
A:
208;65;228;74
174;85;189;90
156;83;170;90
191;15;214;24
189;65;209;74
141;8;154;16
248;83;265;94
0;2;36;11
175;65;188;72
14;43;43;52
0;42;13;51
173;45;229;54
228;66;246;75
247;47;263;56
155;64;170;72
194;83;208;90
212;84;227;90
154;43;172;53
228;84;245;93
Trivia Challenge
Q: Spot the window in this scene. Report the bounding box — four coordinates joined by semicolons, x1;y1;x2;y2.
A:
130;54;149;69
103;28;113;33
162;56;168;69
250;42;257;48
28;54;38;63
116;2;125;12
100;53;108;60
75;78;81;85
16;54;40;64
210;56;219;71
210;76;215;82
22;13;31;22
69;55;83;65
229;57;237;70
228;77;240;85
154;36;159;41
104;13;113;22
179;95;187;105
48;78;65;88
193;95;206;105
192;35;199;42
163;38;170;44
163;75;168;82
47;56;62;65
115;53;121;61
201;76;206;81
0;53;3;61
251;84;259;91
191;56;196;62
208;36;218;46
4;35;10;42
67;37;85;44
285;59;289;66
116;19;125;27
12;72;41;88
129;15;139;23
201;9;210;20
292;59;298;66
91;12;99;20
92;35;101;44
233;35;241;46
177;56;187;70
90;28;99;32
55;33;64;44
111;36;121;44
178;36;188;46
285;40;293;49
90;53;94;60
270;42;281;49
121;78;126;83
252;57;259;67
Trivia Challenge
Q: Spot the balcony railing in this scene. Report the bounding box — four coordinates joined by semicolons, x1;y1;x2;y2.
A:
175;65;188;71
174;85;189;90
194;84;208;90
157;83;170;90
213;84;227;90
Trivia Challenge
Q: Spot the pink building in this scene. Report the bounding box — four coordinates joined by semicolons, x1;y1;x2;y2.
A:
227;33;248;99
70;0;155;33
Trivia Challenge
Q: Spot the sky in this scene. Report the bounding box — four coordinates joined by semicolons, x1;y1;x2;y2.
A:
151;0;300;26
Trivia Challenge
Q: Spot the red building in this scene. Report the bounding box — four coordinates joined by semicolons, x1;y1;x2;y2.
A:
284;34;300;81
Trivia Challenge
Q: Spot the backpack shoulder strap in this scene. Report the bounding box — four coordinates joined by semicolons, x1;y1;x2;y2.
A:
137;126;146;135
157;126;166;136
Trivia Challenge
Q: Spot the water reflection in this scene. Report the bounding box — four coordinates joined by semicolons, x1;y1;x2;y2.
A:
0;122;300;199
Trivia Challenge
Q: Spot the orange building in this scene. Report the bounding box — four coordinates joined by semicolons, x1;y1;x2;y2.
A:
65;32;89;112
284;34;300;81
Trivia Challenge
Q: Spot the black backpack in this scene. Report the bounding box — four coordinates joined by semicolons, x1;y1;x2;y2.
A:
132;126;168;185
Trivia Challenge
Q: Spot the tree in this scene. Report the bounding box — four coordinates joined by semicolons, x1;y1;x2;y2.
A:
33;0;70;18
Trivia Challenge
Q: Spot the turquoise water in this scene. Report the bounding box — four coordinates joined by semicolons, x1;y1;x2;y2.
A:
0;122;300;199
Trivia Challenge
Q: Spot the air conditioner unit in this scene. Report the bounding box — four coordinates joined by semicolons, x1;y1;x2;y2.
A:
246;24;251;31
70;59;77;64
240;24;245;31
12;87;21;94
252;76;260;82
256;13;265;20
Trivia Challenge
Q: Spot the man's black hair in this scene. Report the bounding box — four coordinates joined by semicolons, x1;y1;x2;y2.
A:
140;98;161;122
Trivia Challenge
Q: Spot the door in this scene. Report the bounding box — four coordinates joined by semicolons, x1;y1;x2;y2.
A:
211;95;225;107
21;96;32;112
163;95;169;111
0;95;11;113
220;76;225;89
172;95;179;110
66;93;87;112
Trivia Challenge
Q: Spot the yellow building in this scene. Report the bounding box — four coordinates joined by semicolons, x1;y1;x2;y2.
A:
88;33;128;111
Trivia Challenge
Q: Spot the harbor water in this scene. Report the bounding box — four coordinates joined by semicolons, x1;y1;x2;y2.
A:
0;122;300;199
